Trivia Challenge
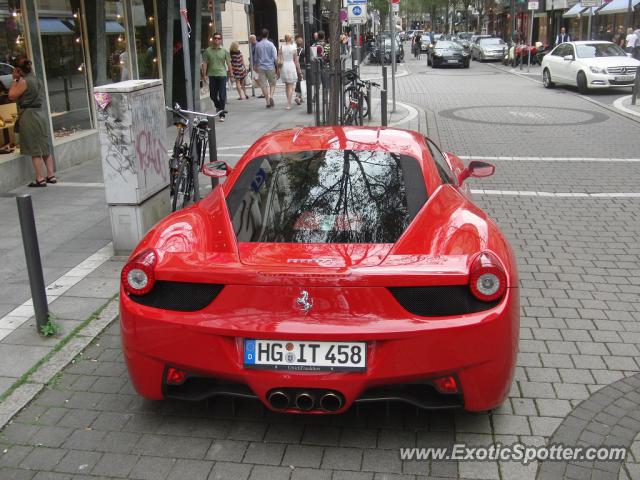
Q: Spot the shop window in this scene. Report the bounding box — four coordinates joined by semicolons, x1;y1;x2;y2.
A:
105;0;129;82
0;1;26;153
133;0;160;79
37;0;92;138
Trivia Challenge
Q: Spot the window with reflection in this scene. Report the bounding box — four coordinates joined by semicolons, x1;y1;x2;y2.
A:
0;0;26;152
105;0;128;82
132;0;160;79
37;0;92;138
227;150;428;243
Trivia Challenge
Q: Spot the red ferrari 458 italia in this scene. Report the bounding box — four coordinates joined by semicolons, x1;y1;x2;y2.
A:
120;127;519;414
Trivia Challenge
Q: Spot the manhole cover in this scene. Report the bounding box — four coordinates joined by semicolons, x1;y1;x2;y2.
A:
438;105;609;126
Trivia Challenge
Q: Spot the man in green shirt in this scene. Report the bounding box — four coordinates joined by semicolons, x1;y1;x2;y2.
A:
202;33;232;121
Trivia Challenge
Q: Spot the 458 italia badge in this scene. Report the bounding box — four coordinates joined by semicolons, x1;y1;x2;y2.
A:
296;290;313;314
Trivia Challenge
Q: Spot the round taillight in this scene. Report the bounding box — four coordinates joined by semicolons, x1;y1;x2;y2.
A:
122;249;157;295
469;253;507;302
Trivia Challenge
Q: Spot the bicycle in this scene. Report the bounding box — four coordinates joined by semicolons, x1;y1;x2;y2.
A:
166;104;227;211
342;69;379;126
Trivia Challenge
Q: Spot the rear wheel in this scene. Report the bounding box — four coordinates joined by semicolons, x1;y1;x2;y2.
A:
172;158;193;212
542;68;555;88
577;71;588;94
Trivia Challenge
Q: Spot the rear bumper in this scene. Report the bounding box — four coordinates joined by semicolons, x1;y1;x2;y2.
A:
120;286;519;412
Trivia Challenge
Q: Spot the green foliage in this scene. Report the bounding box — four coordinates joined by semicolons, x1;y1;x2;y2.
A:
40;312;60;337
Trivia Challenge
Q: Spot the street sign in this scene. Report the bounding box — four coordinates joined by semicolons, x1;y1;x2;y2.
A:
347;0;366;4
527;1;539;9
581;0;601;6
348;3;367;23
392;2;399;11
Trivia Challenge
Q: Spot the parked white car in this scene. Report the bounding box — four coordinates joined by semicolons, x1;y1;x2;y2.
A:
541;41;639;93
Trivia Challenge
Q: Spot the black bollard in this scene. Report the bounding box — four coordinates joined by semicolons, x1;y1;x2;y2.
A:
16;195;49;333
381;89;388;127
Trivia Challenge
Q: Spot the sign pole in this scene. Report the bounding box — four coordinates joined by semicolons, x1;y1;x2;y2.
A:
389;1;396;113
527;1;536;72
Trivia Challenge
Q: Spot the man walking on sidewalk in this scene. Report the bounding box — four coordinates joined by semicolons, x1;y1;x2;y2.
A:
254;29;278;108
202;32;232;121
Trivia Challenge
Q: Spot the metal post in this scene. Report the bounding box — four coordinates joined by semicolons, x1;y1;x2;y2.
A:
180;0;194;110
527;9;534;72
314;61;321;125
381;88;388;126
389;2;396;113
626;0;633;32
587;8;592;40
305;0;313;114
245;5;255;97
366;82;371;119
382;65;387;91
16;195;49;333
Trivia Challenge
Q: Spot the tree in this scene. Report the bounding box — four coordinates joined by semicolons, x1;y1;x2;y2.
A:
328;0;341;124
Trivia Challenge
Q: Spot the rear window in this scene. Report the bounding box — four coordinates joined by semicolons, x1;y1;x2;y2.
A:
227;150;428;244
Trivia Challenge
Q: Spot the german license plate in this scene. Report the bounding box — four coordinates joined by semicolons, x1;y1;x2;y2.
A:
615;75;634;82
243;339;366;372
447;59;458;63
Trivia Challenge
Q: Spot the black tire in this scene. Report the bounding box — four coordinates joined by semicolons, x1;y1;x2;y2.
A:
172;158;193;212
542;68;555;88
343;87;369;119
577;71;588;94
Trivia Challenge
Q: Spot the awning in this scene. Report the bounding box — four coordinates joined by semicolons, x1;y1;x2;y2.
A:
563;3;595;17
38;18;73;35
599;0;640;14
106;20;125;34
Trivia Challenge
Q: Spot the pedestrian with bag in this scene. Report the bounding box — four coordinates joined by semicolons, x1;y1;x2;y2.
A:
8;55;56;187
229;42;249;100
202;32;232;122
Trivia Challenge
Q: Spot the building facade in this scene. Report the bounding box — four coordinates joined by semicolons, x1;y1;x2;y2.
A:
0;0;223;192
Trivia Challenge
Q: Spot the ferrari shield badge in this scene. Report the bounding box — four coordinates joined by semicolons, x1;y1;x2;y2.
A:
296;290;313;314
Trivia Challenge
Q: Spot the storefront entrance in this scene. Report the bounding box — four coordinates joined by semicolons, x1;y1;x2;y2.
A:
251;0;278;45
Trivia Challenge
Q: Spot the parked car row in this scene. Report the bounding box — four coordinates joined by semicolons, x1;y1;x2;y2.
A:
368;32;404;64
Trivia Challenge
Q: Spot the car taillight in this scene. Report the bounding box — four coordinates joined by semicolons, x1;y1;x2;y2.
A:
121;249;157;295
469;252;507;302
433;376;459;394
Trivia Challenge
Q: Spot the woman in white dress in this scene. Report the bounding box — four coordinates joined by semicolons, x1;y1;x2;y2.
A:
278;34;301;110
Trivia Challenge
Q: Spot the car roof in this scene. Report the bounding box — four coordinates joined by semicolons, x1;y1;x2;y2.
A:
244;127;428;161
227;127;442;195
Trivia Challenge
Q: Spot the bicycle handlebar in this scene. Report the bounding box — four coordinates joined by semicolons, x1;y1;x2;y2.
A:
166;105;228;119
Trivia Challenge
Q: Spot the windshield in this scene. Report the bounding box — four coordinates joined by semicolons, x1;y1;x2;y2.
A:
436;41;461;50
227;150;428;244
576;43;627;58
479;38;505;46
458;32;472;40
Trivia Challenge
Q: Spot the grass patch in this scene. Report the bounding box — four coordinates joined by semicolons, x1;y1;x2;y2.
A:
0;294;118;403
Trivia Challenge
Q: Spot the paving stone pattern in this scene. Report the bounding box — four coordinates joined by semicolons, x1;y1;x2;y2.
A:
1;56;640;480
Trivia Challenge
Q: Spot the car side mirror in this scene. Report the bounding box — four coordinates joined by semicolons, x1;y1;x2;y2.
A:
202;160;231;178
458;160;495;183
563;54;574;61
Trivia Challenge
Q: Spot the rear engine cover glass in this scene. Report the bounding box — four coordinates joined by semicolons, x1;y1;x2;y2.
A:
227;150;427;243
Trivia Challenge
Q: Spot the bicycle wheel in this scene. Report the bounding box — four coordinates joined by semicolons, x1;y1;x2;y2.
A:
172;158;193;212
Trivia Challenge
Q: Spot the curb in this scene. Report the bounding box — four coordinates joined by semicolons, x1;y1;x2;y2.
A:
0;296;119;430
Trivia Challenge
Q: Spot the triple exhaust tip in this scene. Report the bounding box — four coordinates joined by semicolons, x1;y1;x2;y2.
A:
267;390;343;412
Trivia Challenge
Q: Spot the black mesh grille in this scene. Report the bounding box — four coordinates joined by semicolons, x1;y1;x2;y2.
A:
129;281;223;311
388;286;498;316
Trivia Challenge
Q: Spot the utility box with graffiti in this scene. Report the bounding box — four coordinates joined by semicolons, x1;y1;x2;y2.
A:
94;79;170;254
